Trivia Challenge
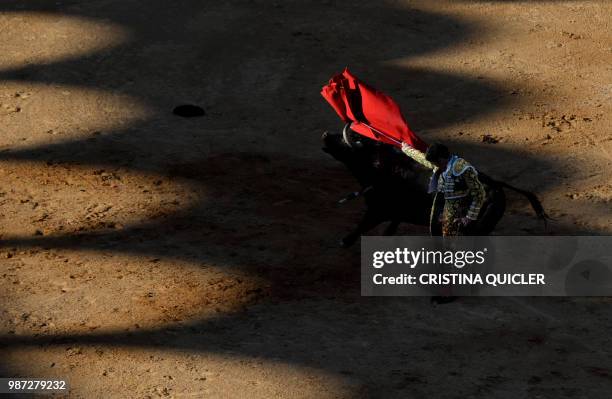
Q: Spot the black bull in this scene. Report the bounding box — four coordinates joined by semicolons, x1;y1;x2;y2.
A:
321;129;548;246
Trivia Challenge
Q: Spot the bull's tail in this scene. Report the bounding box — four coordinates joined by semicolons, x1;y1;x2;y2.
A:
479;172;549;228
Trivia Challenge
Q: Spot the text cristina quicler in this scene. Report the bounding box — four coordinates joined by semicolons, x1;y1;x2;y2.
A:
372;273;545;286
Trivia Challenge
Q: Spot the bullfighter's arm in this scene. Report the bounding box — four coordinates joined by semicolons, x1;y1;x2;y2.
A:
400;143;436;170
463;168;486;220
401;142;440;194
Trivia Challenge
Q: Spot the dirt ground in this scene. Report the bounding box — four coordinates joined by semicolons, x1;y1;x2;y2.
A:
0;0;611;398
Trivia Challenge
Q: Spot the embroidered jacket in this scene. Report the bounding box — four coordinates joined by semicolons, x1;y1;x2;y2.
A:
401;145;486;220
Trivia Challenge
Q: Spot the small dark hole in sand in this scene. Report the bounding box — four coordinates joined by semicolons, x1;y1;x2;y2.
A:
173;104;205;117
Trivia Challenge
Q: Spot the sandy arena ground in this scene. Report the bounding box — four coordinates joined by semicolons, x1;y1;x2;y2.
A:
0;0;611;398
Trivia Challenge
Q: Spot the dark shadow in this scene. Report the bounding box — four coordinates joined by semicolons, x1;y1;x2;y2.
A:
0;1;605;396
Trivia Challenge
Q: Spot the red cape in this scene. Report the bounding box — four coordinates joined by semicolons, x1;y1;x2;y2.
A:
321;68;427;152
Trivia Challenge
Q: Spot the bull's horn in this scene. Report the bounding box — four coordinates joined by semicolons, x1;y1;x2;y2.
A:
342;122;353;148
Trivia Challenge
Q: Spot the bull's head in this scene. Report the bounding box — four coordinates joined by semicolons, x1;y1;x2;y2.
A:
323;123;372;158
322;123;428;197
322;123;387;169
321;130;349;161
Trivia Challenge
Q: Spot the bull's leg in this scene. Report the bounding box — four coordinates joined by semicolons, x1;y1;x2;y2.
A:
340;210;385;248
383;220;400;236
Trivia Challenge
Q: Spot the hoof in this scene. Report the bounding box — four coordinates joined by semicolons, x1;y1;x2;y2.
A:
431;296;458;305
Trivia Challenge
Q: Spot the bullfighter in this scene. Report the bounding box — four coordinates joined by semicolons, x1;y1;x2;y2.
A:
401;142;486;236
